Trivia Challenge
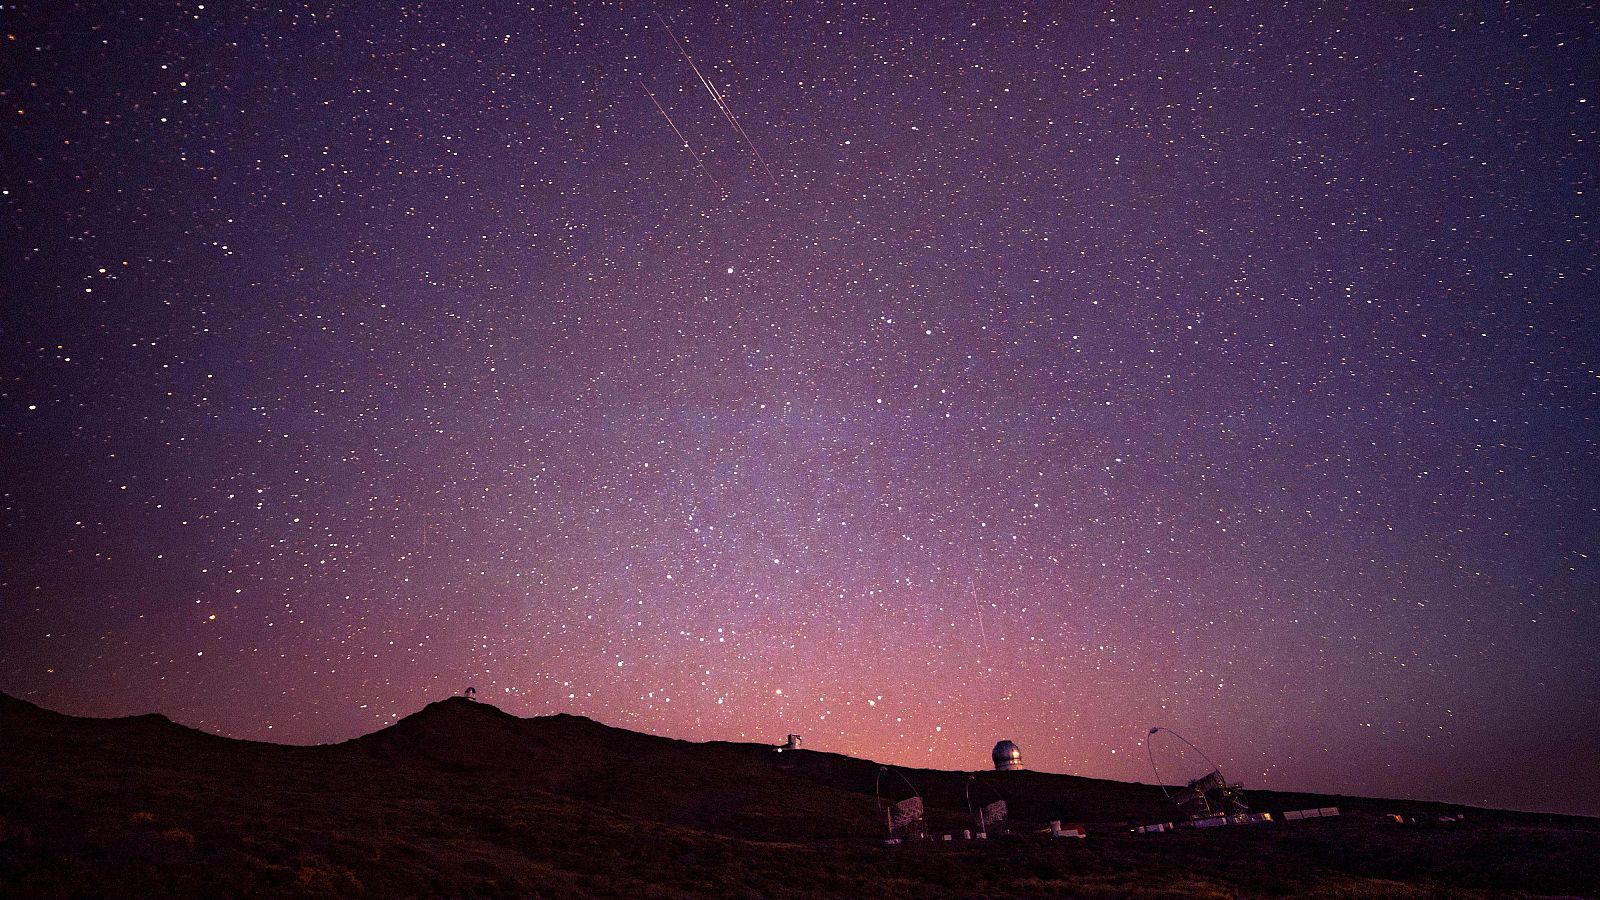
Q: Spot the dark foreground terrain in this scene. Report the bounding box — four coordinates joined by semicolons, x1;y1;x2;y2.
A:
1;693;1596;898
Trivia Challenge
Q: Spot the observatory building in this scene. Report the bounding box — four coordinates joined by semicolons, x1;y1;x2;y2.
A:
992;740;1023;771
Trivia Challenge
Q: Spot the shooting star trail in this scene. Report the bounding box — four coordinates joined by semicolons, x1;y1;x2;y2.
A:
638;79;723;195
655;13;724;117
970;578;991;662
655;13;777;184
704;77;777;185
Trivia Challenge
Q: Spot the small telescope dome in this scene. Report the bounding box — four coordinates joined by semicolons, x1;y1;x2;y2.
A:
992;740;1023;770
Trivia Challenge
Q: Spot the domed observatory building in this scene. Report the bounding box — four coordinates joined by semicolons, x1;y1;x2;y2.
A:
992;740;1023;771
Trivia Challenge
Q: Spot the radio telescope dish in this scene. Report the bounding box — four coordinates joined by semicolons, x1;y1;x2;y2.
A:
1146;726;1251;819
876;766;927;841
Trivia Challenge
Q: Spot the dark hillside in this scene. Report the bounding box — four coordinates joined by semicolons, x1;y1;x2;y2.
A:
3;693;1597;898
351;697;886;841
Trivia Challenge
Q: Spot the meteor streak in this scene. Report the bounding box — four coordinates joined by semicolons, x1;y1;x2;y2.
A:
655;13;777;184
638;79;724;195
704;76;777;185
970;578;991;661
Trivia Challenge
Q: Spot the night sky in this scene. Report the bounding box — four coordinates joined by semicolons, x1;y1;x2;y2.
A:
4;2;1597;817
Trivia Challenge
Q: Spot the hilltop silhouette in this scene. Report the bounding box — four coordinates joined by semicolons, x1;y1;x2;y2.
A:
2;693;1596;897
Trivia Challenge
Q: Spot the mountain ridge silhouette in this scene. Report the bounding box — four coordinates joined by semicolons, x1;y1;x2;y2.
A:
5;691;1598;898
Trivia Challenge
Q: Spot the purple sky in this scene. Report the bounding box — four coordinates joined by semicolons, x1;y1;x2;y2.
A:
4;2;1597;816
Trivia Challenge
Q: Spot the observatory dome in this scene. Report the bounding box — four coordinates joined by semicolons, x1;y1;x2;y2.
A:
992;740;1023;771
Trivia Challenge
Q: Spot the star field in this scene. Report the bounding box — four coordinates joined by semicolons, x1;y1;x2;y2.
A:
2;2;1597;816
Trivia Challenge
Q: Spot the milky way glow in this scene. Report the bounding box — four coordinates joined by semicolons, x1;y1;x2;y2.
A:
3;2;1596;816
